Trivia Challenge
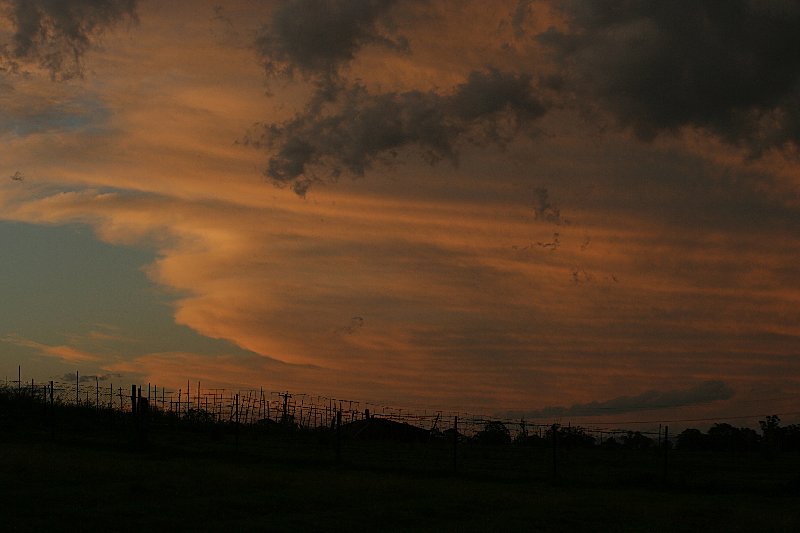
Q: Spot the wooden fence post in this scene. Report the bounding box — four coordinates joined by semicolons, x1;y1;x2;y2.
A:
336;409;342;464
662;425;669;484
551;423;559;484
453;415;458;473
140;387;149;446
235;393;240;451
49;380;54;438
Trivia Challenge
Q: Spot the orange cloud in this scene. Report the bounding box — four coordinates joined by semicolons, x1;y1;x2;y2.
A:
2;335;102;363
1;1;800;420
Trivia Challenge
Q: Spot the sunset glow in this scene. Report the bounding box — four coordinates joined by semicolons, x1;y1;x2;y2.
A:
2;0;800;428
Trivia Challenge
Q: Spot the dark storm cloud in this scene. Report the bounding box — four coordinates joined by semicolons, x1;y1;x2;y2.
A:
511;0;534;39
255;69;546;195
518;380;734;418
250;1;555;195
540;0;800;152
254;1;800;195
254;0;407;81
532;187;563;224
0;0;138;80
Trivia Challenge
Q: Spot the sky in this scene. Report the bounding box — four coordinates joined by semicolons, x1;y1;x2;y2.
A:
1;0;800;428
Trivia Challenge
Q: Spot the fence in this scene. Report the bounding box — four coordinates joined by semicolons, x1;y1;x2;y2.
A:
1;372;667;441
0;372;800;504
7;370;799;492
0;370;690;485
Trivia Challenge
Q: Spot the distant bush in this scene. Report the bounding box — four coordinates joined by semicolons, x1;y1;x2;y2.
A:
599;436;621;449
621;431;653;451
184;408;217;426
783;424;800;451
676;428;707;451
675;418;798;453
512;432;548;447
557;426;595;448
707;423;759;452
472;421;511;446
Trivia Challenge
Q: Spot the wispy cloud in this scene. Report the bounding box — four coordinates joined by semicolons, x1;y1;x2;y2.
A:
1;1;800;418
2;334;102;363
0;87;110;137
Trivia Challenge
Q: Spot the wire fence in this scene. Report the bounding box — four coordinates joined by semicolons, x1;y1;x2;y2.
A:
4;370;799;490
1;373;669;442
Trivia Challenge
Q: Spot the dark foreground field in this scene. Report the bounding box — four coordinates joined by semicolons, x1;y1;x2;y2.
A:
2;405;800;531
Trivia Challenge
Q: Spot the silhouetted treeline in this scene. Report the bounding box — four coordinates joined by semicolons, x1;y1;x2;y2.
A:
4;382;799;456
676;416;800;453
465;417;800;454
510;424;655;450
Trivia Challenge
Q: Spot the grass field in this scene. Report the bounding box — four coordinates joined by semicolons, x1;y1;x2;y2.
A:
2;399;800;531
2;438;799;529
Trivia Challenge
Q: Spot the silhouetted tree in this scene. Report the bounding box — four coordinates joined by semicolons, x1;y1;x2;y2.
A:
707;423;760;452
759;415;781;435
557;426;595;448
676;428;707;451
783;424;800;452
737;427;761;451
760;415;782;454
472;421;511;446
622;431;653;450
513;429;550;447
442;427;464;443
599;436;621;449
185;408;216;425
